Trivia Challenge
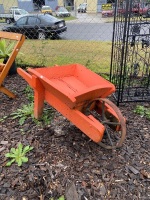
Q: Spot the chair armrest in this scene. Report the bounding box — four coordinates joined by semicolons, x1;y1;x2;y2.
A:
0;63;5;72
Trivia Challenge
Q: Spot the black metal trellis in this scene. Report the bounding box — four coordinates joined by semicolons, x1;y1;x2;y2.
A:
110;0;150;105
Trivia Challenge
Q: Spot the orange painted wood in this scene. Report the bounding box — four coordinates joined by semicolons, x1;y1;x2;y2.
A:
17;64;116;143
17;68;33;87
44;89;105;143
32;75;45;118
0;32;25;98
27;64;115;108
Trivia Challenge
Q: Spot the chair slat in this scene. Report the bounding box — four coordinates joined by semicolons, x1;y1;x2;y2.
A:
0;31;25;98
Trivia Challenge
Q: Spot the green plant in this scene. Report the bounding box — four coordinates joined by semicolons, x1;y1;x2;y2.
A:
0;115;8;122
5;143;33;167
50;196;65;200
134;105;150;120
134;105;145;116
0;39;23;75
10;102;34;125
41;107;54;125
24;85;34;102
10;101;54;126
0;39;14;59
145;109;150;120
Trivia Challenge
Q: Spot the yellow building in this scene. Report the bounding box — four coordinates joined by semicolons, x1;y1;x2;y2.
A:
58;0;109;13
0;0;18;12
0;0;116;14
57;0;86;11
87;0;97;13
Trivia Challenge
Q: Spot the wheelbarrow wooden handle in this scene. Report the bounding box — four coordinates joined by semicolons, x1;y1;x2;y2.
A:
17;68;33;88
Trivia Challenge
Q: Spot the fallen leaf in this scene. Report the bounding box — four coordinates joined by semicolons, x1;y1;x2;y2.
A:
0;141;8;145
141;170;150;179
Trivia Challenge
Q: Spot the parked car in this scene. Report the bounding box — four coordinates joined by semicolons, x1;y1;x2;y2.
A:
0;8;29;24
117;2;150;16
41;5;52;15
77;3;87;13
143;8;150;18
102;9;114;17
2;14;67;40
9;6;19;13
55;7;70;17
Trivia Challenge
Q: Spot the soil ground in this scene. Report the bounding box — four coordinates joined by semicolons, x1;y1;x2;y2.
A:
0;74;150;200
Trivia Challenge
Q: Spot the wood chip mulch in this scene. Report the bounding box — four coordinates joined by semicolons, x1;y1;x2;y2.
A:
0;74;150;200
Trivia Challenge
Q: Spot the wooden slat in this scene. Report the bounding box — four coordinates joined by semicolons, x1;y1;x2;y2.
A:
0;31;25;98
0;31;23;41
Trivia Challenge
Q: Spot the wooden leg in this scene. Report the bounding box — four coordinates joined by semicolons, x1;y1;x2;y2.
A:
0;86;16;98
34;89;44;119
33;76;45;119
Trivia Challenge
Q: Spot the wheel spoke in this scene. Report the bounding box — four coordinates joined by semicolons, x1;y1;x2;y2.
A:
105;127;114;146
98;98;126;149
101;101;105;120
102;121;120;126
84;98;126;149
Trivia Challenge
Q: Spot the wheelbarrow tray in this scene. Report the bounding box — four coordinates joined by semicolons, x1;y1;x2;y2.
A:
27;63;115;108
17;64;117;144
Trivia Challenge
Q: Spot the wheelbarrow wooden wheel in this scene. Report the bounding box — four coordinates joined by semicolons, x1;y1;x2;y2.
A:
85;98;126;149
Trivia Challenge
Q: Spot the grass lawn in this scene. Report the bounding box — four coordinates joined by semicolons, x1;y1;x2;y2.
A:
17;40;112;74
0;19;5;23
56;16;77;21
105;16;150;23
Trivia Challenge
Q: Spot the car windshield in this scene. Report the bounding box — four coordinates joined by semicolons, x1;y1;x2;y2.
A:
42;6;51;10
58;7;68;12
16;16;27;25
10;7;18;10
82;5;87;7
19;9;28;15
79;3;87;8
40;14;58;22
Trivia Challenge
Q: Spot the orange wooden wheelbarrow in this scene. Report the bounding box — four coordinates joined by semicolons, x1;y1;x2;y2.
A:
17;64;126;149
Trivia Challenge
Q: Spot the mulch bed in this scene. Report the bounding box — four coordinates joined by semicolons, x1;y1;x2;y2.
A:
0;74;150;200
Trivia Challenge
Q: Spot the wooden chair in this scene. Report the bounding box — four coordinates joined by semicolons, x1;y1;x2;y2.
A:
0;31;25;98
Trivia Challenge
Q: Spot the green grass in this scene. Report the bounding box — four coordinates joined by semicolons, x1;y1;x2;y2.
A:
105;15;150;23
17;40;112;74
56;15;77;21
134;105;150;120
0;19;5;23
